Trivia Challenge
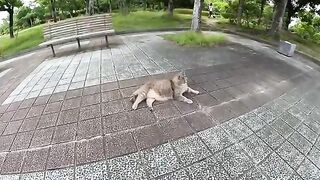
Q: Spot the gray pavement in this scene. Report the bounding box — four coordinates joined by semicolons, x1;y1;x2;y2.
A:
0;31;319;179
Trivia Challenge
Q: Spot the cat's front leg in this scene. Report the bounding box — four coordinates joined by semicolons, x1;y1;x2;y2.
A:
176;95;193;104
187;87;199;95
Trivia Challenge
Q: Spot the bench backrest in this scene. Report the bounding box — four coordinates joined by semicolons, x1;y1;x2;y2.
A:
43;14;113;41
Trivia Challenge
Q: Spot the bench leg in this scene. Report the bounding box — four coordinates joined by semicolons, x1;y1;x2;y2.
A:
105;35;109;48
49;44;56;57
77;38;81;49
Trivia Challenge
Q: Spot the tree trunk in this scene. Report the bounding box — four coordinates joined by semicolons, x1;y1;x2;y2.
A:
50;0;57;22
9;8;14;38
191;0;202;31
269;0;288;38
285;1;295;30
109;0;112;13
257;0;266;25
96;0;100;13
168;0;173;16
237;0;245;26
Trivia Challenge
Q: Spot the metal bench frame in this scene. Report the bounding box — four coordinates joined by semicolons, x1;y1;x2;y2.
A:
40;14;115;57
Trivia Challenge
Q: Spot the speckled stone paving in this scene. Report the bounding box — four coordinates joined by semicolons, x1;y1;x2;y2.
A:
0;31;320;179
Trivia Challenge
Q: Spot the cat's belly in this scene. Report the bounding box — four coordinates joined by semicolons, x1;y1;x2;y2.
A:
147;89;173;101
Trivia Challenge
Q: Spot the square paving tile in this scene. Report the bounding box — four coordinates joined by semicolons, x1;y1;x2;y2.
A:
0;174;19;180
279;112;302;129
19;99;35;109
79;104;101;121
47;142;75;169
303;118;320;135
10;131;33;150
184;112;215;132
65;89;83;99
132;124;166;150
0;134;15;152
101;82;119;92
77;118;102;140
0;122;6;135
209;104;235;123
1;151;25;174
297;159;320;180
30;127;54;147
216;144;254;179
26;105;45;118
222;117;252;142
12;108;29;121
210;89;234;103
198;126;234;154
105;131;137;159
153;102;180;121
101;100;124;116
20;172;45;180
19;116;40;132
240;134;273;164
76;137;105;165
253;106;276;123
155;169;189;180
240;112;266;132
37;113;58;129
270;118;294;139
43;101;62;115
307;147;320;169
62;97;81;110
173;99;199;115
142;143;180;178
0;104;9;114
288;132;313;155
75;161;108;180
81;93;101;107
186;156;230;179
102;112;132;134
48;92;66;103
120;86;137;98
108;152;147;179
57;108;79;125
276;141;305;170
239;167;268;180
256;125;285;150
171;134;211;166
3;120;22;135
259;152;294;180
101;90;122;102
0;111;15;122
83;85;100;96
7;102;22;112
22;147;49;172
159;117;193;141
199;82;219;92
34;95;50;106
52;123;77;144
45;167;74;180
193;93;219;107
297;124;318;144
128;108;157;129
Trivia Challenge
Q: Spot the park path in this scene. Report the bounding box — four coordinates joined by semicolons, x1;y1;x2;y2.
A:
0;31;319;179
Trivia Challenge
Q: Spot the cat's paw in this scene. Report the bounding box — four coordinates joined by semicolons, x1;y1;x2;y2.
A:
132;104;138;110
186;99;193;104
193;90;200;95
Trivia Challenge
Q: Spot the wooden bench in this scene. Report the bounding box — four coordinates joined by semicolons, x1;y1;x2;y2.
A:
40;14;115;57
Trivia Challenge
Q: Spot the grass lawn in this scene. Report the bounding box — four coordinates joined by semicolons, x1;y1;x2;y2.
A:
0;25;44;57
112;10;192;32
213;20;320;61
162;31;226;46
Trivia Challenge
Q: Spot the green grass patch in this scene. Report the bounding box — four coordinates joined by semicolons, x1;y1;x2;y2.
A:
112;11;192;32
0;25;44;57
162;31;226;46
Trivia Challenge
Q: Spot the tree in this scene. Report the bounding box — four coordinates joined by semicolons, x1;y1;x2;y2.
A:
168;0;173;16
191;0;202;31
286;0;320;29
269;0;287;38
257;0;266;25
0;0;23;38
236;0;245;26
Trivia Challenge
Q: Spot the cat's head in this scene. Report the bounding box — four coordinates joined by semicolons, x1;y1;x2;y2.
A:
172;72;187;85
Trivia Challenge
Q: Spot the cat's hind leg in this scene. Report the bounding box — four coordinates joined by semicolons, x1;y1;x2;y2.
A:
146;98;156;111
132;94;146;110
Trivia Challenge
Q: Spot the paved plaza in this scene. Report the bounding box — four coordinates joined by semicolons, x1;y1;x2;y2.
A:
0;31;320;179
